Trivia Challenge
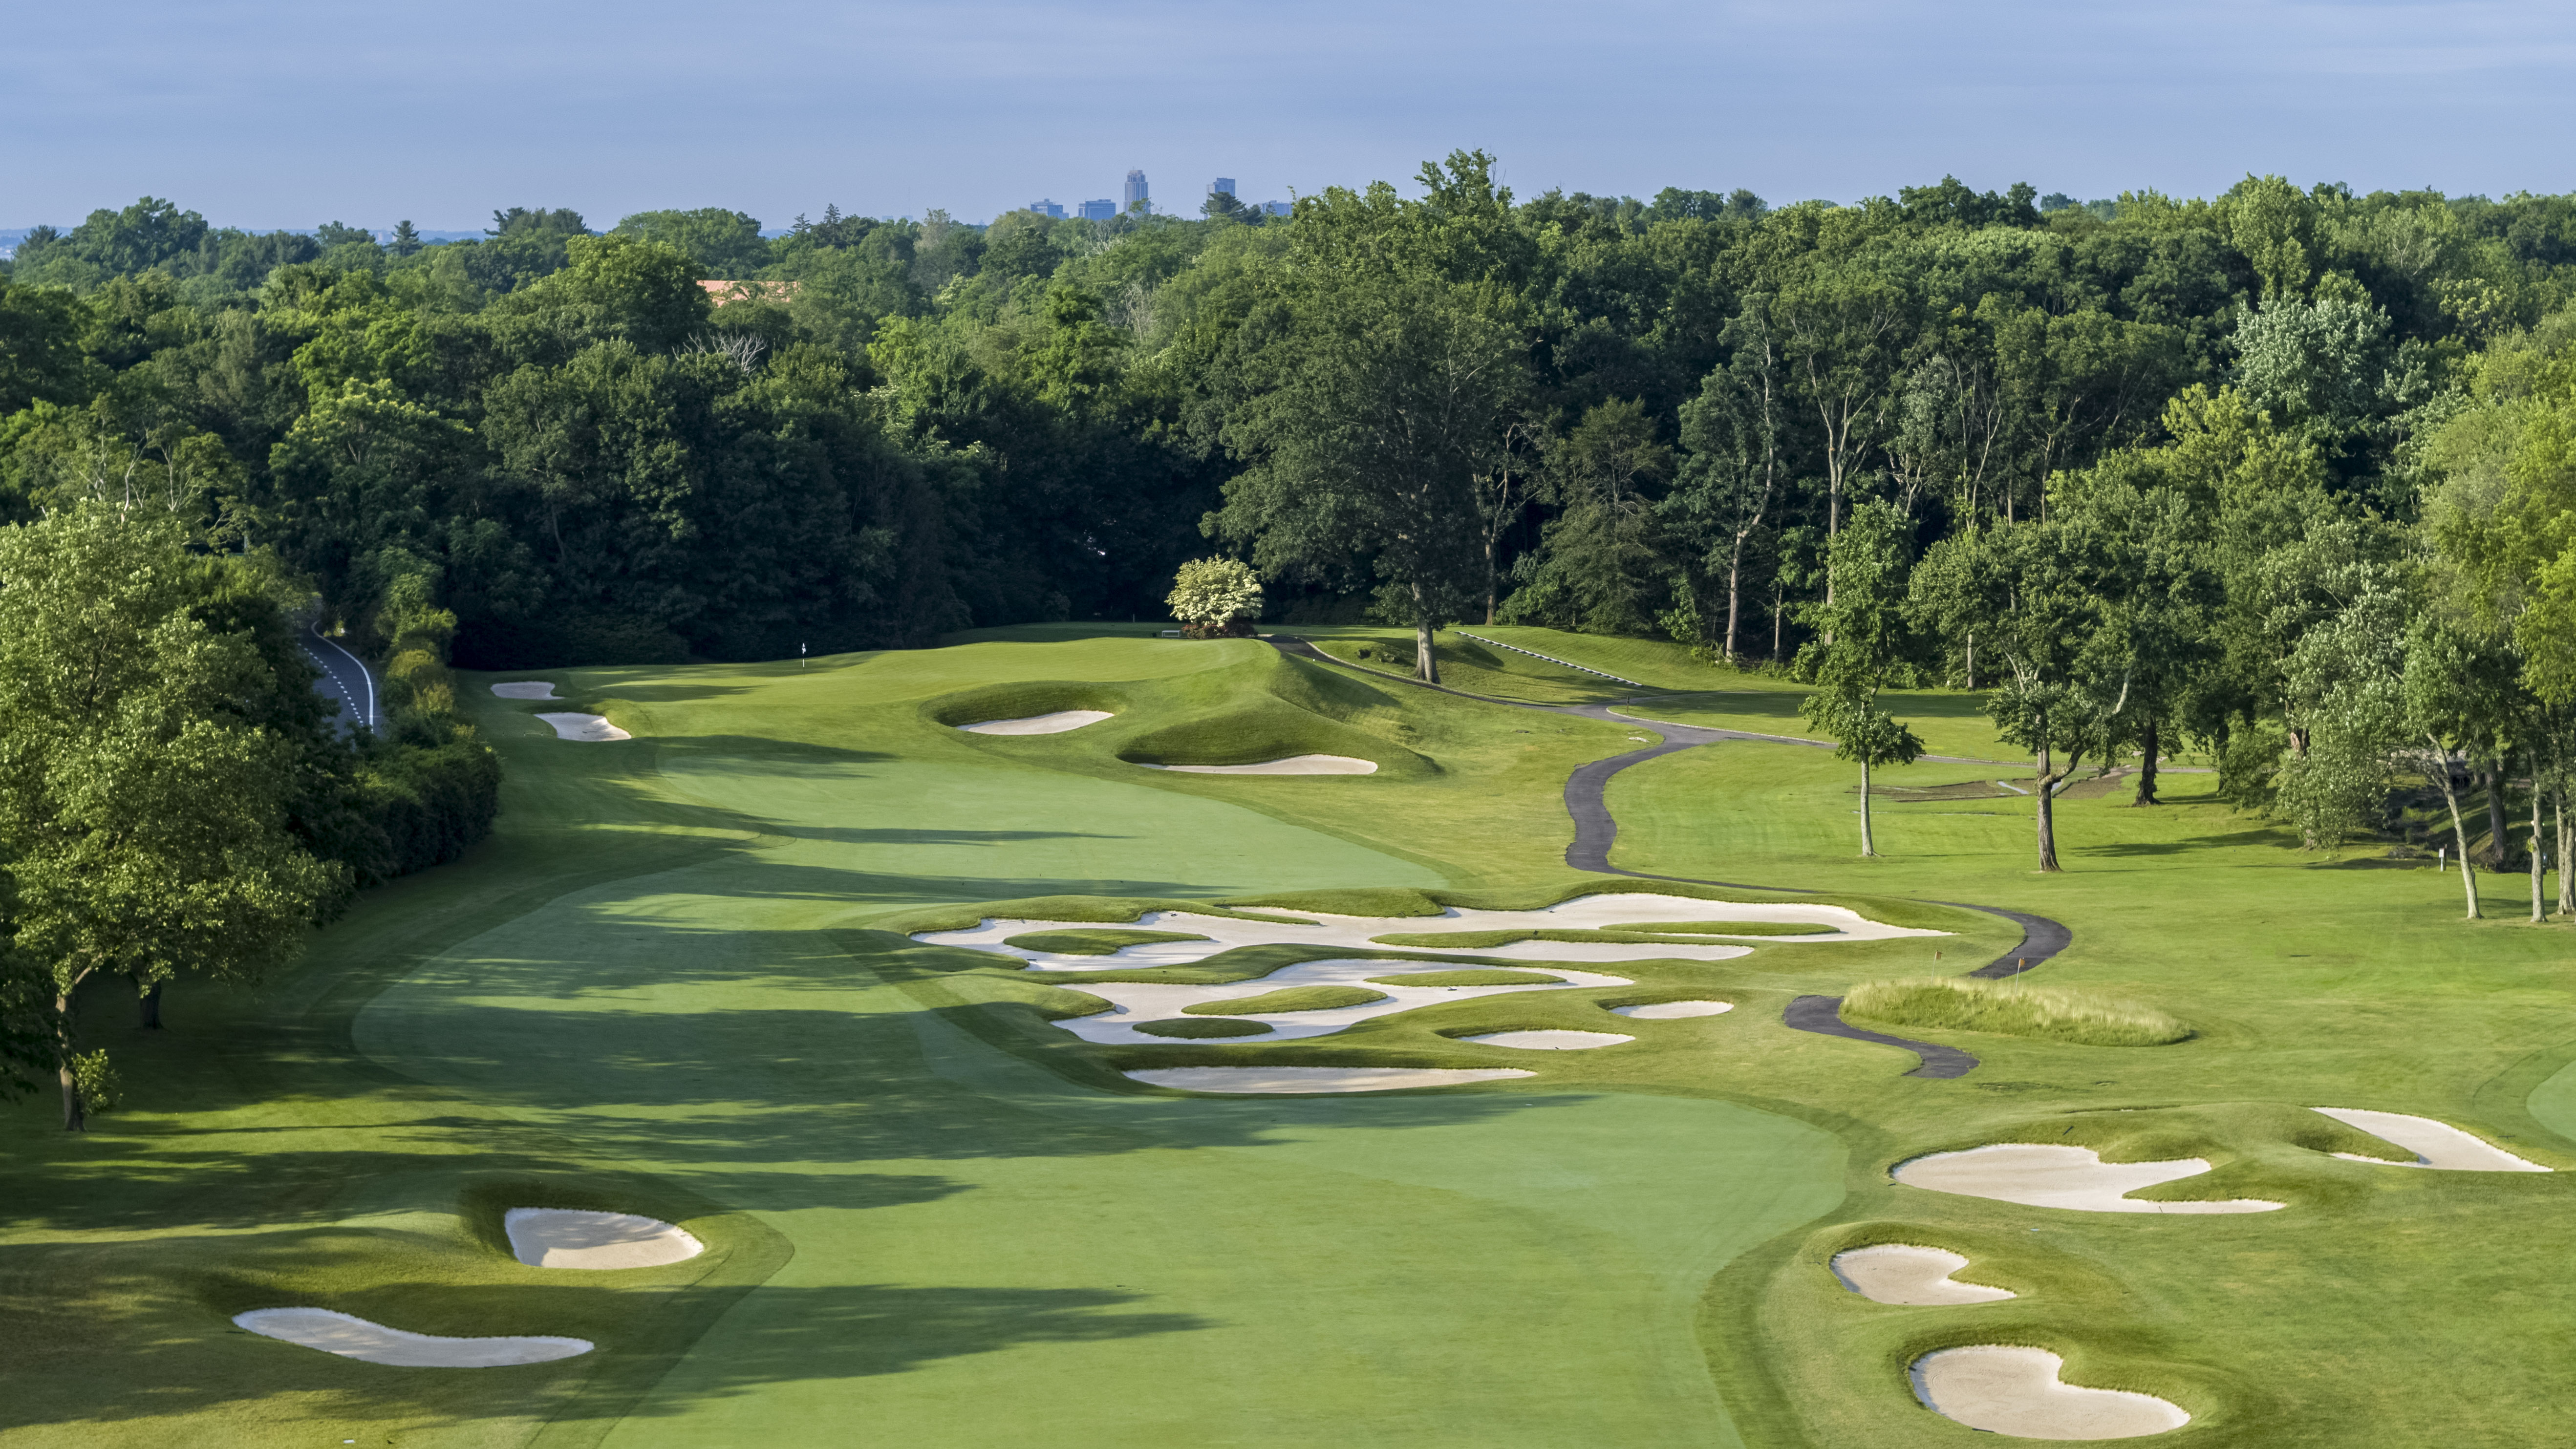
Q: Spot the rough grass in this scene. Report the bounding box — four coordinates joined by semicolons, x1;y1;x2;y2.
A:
1181;985;1387;1015
1363;969;1566;987
1002;928;1211;955
1132;1016;1274;1038
1838;977;2192;1046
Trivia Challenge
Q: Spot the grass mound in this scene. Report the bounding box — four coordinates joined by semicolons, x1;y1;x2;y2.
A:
1370;926;1808;949
1134;1016;1274;1039
1604;920;1841;937
1003;928;1211;955
1183;986;1388;1015
1366;969;1566;987
923;681;1123;728
1842;978;2191;1046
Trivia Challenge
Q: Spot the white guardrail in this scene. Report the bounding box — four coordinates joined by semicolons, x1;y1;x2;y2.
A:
1451;631;1649;688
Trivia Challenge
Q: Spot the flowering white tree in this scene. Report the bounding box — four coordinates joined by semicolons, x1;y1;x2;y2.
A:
1166;557;1264;638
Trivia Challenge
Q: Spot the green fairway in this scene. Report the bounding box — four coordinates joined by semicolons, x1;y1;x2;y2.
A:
6;627;2575;1447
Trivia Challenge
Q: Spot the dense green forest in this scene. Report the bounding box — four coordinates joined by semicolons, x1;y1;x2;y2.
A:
7;150;2576;1060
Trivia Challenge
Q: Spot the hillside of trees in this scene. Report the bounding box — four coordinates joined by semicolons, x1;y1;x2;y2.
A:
7;156;2576;872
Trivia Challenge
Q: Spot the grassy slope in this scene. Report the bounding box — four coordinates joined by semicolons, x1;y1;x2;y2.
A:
7;624;2573;1447
1282;622;2032;762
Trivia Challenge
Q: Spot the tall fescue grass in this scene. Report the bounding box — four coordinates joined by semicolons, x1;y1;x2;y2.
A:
1841;977;2190;1046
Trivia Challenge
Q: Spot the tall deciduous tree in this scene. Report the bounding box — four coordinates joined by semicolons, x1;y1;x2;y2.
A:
1797;501;1925;855
1933;516;2127;871
1214;272;1527;682
0;503;337;1128
1773;255;1911;552
1522;397;1674;637
1674;304;1792;661
2051;451;2223;805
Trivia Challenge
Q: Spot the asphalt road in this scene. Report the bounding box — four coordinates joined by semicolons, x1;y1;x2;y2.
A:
301;624;379;735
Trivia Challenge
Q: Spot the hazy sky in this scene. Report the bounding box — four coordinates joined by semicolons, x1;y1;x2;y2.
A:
9;0;2573;232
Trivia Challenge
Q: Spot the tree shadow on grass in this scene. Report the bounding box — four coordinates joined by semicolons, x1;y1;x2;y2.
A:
652;735;901;766
0;1230;1204;1439
593;682;758;703
2085;828;2292;857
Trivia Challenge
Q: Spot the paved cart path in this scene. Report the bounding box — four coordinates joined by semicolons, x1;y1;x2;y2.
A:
1268;638;2075;1079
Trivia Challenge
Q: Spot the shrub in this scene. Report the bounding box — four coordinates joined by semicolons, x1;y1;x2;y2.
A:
352;731;503;882
1167;557;1264;631
1841;977;2190;1046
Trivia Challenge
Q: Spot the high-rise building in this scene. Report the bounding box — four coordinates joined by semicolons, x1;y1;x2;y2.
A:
1028;199;1066;219
1123;169;1149;213
1260;200;1292;217
1209;178;1236;198
1077;199;1117;221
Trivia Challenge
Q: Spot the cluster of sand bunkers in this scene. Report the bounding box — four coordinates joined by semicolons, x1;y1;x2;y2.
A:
954;707;1377;773
1851;1109;2548;1437
913;892;1926;1050
231;1209;700;1367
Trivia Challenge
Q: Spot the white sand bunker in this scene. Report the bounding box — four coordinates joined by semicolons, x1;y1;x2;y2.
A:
490;681;559;700
2313;1107;2550;1172
536;712;630;742
1043;958;1632;1045
232;1308;591;1367
919;892;1938;1047
917;892;1932;976
1141;754;1377;775
1126;1066;1533;1094
1831;1244;2015;1305
1912;1346;2189;1440
1611;1000;1734;1020
505;1208;704;1269
1893;1144;2283;1214
1462;1029;1633;1050
957;710;1113;735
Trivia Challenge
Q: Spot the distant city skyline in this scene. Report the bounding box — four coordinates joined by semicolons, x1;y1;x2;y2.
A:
8;0;2573;230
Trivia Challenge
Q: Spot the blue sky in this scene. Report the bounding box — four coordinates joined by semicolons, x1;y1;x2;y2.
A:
8;0;2573;231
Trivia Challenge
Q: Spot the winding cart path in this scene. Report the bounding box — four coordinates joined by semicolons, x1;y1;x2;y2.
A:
1267;637;2074;1079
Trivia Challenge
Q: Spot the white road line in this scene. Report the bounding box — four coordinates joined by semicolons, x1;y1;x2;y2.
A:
307;629;376;729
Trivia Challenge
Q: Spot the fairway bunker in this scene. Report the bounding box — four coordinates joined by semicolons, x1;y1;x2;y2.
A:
1911;1346;2190;1439
1462;1029;1634;1050
489;682;559;700
505;1209;704;1269
536;713;630;742
918;891;1933;973
957;710;1113;734
1125;1066;1534;1094
1041;957;1631;1046
1611;1000;1734;1020
1830;1244;2015;1305
232;1308;592;1367
2313;1108;2551;1172
1892;1144;2284;1214
1141;754;1378;774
